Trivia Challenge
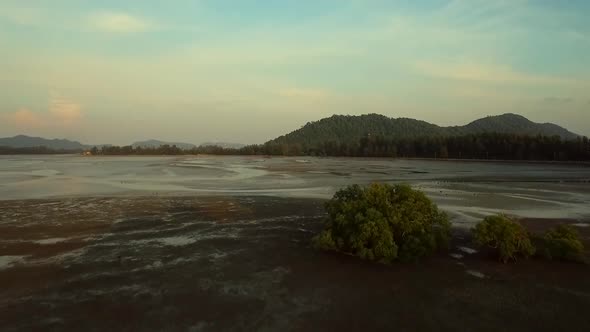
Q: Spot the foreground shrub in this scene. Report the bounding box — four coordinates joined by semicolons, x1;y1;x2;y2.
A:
543;225;585;261
313;183;450;263
473;215;535;263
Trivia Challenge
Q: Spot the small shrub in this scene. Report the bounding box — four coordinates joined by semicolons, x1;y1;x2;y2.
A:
543;225;584;261
473;215;535;263
313;183;450;263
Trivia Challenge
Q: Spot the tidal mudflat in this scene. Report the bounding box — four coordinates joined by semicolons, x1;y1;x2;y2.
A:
1;155;589;224
1;156;590;331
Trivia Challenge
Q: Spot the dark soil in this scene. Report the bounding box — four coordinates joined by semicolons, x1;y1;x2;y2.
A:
1;197;589;331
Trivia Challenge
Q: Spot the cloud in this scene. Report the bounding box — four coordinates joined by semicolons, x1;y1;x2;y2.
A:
9;108;45;128
50;95;82;124
543;97;573;104
278;88;328;100
4;95;82;129
89;12;151;33
414;61;571;85
443;85;504;100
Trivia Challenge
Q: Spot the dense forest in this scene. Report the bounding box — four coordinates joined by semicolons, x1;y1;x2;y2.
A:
268;113;579;148
81;133;590;162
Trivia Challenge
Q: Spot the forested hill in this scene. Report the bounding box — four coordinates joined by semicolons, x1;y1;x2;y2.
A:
268;114;448;146
458;113;578;139
267;113;578;146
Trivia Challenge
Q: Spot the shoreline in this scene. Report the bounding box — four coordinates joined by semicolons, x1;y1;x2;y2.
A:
2;153;590;166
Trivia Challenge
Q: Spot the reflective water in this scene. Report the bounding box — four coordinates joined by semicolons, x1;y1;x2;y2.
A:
1;155;589;224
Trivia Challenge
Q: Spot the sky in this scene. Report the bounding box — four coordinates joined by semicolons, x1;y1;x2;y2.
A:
1;0;589;145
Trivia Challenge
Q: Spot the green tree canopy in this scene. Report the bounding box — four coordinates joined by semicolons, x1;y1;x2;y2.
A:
473;215;535;263
543;225;585;262
314;183;450;263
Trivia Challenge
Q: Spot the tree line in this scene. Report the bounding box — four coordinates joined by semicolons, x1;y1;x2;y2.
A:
300;133;590;161
87;133;590;161
3;133;589;161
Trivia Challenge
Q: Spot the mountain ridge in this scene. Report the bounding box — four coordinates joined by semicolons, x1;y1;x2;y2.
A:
0;113;581;151
0;135;87;150
267;113;579;146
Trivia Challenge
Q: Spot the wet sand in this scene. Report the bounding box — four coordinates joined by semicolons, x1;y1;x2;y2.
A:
1;196;590;331
1;155;590;224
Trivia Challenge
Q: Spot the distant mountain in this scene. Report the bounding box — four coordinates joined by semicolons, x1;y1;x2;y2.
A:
267;113;579;146
131;139;196;150
199;142;246;149
0;135;86;150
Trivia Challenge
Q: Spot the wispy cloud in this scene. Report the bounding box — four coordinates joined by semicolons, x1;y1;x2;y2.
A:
543;97;573;104
89;12;152;33
50;94;82;124
413;61;571;85
278;88;328;101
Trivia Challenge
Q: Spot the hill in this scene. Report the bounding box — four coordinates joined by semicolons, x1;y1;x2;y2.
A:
458;113;578;139
0;135;86;150
267;113;579;146
131;139;196;150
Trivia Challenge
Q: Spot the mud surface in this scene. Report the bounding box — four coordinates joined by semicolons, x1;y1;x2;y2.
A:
1;197;590;331
1;155;590;225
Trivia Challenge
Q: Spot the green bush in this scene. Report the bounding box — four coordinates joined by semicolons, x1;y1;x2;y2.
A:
543;225;584;261
313;183;450;263
473;215;535;263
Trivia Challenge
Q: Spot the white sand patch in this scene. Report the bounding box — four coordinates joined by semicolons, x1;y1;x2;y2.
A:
34;237;68;245
450;253;464;259
163;168;176;177
458;246;478;254
31;169;61;176
43;248;87;265
82;236;103;242
86;284;144;297
145;260;163;269
503;194;563;205
572;223;589;228
209;251;228;261
113;218;126;224
37;202;61;206
169;256;199;265
0;255;27;269
157;236;196;246
466;270;486;278
127;230;235;248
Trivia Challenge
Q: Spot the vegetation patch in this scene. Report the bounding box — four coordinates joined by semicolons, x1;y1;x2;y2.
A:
313;183;450;263
473;215;535;263
542;225;585;262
